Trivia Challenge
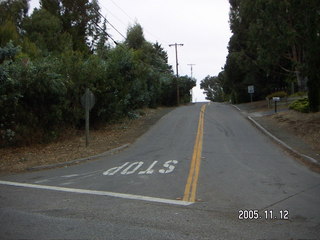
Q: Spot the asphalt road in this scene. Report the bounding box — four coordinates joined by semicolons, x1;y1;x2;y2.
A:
1;103;319;239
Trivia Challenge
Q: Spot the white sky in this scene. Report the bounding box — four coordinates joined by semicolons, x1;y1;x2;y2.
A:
29;0;232;102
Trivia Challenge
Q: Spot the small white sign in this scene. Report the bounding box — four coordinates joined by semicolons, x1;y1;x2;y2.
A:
248;85;254;94
272;97;280;102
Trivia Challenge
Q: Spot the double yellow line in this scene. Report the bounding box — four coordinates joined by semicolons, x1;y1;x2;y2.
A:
183;104;206;202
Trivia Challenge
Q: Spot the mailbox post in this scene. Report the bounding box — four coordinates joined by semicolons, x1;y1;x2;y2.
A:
272;97;280;113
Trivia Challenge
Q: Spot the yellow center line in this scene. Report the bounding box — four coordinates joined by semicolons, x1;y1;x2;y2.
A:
183;104;206;202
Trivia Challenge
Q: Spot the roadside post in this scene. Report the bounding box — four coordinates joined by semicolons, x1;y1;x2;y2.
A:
81;88;95;147
248;85;254;102
272;97;280;113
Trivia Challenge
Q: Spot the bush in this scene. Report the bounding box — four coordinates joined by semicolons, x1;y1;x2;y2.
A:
289;98;310;113
289;91;307;98
266;91;288;100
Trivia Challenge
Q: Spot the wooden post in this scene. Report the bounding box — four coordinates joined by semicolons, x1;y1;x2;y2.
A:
85;88;90;147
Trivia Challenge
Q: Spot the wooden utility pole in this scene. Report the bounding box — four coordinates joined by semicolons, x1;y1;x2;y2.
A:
187;64;196;78
188;64;196;102
169;43;183;105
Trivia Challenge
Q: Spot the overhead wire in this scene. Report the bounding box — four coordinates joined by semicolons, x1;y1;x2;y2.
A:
92;7;173;74
104;0;169;45
100;4;129;29
108;0;135;22
93;18;119;45
94;9;126;40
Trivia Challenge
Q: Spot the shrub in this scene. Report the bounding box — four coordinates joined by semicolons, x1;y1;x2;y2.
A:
289;91;307;98
266;91;288;100
289;98;310;113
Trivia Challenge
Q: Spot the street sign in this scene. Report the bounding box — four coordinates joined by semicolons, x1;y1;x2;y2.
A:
248;85;254;102
81;89;95;110
248;85;254;94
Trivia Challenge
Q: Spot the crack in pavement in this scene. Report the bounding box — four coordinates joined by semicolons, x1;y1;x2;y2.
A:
260;183;320;211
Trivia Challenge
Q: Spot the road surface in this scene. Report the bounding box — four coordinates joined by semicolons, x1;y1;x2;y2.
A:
1;103;319;239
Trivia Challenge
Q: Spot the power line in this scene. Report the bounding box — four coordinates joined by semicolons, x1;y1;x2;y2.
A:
100;4;129;29
93;19;118;45
108;0;135;22
92;9;173;75
106;0;169;45
94;8;126;40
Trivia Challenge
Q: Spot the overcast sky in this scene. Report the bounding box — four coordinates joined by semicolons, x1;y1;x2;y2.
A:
29;0;232;102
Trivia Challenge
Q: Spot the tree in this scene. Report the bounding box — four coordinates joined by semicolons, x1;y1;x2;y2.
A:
95;18;109;58
224;0;319;110
201;74;225;102
304;0;320;112
178;75;196;104
0;20;20;47
0;0;29;31
0;0;30;47
40;0;101;53
23;8;63;54
125;23;145;50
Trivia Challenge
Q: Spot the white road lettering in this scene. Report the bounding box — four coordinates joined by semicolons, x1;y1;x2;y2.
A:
121;162;144;175
61;174;79;178
159;160;178;174
103;160;179;176
103;162;130;176
138;161;158;175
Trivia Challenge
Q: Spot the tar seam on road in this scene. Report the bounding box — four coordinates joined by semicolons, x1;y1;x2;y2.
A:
0;180;192;206
183;104;206;202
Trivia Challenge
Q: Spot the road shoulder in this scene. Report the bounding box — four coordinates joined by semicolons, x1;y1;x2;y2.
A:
0;107;175;174
233;102;320;172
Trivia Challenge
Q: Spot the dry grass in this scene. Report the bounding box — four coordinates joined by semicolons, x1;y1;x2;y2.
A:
270;110;320;153
0;107;173;174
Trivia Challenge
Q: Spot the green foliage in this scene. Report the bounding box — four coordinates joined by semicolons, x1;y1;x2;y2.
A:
289;91;307;98
289;98;310;113
23;8;64;54
0;20;20;47
0;40;21;63
223;0;320;110
178;76;196;104
0;0;29;29
0;3;194;146
266;91;287;100
40;0;101;53
0;43;68;145
126;23;146;50
200;74;225;102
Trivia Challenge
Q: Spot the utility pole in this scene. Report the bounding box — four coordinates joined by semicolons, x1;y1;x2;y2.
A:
187;64;196;78
169;43;183;105
187;64;196;103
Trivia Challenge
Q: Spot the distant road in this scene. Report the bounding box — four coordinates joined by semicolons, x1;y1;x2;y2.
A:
1;103;319;239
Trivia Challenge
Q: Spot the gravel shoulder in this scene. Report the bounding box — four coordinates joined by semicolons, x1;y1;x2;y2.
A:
0;107;175;174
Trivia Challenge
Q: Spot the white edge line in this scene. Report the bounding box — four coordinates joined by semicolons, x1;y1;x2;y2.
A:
0;180;192;206
247;116;318;164
232;105;241;111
